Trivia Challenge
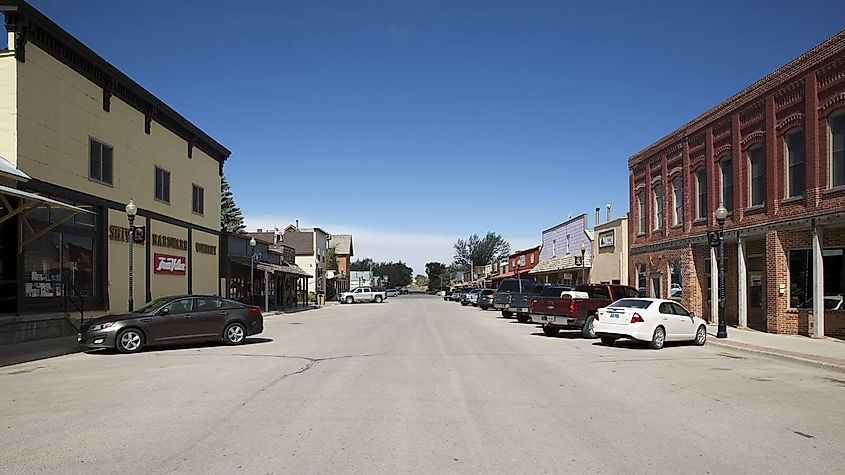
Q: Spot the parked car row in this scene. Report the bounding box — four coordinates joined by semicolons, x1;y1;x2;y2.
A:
445;278;708;350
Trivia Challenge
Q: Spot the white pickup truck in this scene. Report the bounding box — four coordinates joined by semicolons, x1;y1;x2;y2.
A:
339;287;386;304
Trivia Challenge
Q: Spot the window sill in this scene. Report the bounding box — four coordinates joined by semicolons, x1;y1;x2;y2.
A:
154;198;171;206
88;177;114;187
780;196;804;204
745;205;765;213
192;211;205;217
671;224;682;229
823;185;845;195
693;218;707;225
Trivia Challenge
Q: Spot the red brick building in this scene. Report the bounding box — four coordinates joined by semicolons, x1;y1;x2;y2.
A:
492;246;541;283
628;30;845;338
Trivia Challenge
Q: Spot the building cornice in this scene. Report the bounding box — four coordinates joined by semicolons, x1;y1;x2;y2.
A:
0;0;230;164
628;28;845;168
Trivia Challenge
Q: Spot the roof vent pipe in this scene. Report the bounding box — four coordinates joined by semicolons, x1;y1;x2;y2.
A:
595;207;600;226
606;203;612;222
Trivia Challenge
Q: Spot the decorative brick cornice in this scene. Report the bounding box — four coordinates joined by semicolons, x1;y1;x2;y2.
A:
713;143;732;158
818;56;845;88
629;28;845;168
775;78;805;108
818;91;845;115
741;130;765;148
688;131;705;148
713;119;732;139
776;113;804;131
739;100;765;125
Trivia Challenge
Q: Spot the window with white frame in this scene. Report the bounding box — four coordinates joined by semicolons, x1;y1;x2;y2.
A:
672;176;683;226
829;109;845;188
748;145;765;207
636;265;646;293
784;128;805;198
637;191;646;234
653;185;663;231
530;254;535;264
720;159;732;211
695;168;707;219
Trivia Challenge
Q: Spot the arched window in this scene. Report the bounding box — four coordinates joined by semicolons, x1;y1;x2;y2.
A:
719;158;732;211
747;145;765;207
672;176;683;226
653;185;663;231
695;168;707;219
784;128;805;198
830;109;845;188
637;192;646;234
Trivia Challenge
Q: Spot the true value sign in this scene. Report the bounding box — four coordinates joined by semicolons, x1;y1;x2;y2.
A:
154;253;187;275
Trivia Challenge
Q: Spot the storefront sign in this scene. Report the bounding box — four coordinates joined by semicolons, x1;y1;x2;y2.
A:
152;234;188;251
154;253;187;275
109;225;132;242
196;242;217;255
599;230;615;248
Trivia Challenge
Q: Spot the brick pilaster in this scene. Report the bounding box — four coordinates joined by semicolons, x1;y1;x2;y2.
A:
804;72;820;208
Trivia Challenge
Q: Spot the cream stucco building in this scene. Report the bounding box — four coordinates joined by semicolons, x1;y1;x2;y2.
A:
591;215;629;286
0;1;229;345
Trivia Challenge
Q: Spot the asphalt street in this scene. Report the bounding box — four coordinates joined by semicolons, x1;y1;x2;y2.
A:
2;295;844;474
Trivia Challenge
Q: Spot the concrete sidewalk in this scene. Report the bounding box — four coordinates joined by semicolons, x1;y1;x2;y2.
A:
707;324;845;373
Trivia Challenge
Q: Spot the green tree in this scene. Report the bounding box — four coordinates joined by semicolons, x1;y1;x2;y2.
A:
326;246;337;271
425;262;448;290
221;175;246;233
350;258;375;272
414;274;429;290
453;232;510;267
373;261;413;287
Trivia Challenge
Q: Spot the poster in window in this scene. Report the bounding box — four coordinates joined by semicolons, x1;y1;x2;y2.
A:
599;230;615;248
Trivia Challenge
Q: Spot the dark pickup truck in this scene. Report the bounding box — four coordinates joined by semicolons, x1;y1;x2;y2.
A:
529;284;640;337
493;278;545;323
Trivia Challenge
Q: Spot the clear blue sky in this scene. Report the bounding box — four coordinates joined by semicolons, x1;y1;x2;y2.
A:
30;0;845;274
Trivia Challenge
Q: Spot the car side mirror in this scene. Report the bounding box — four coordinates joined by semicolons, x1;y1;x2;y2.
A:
158;307;169;316
688;311;696;319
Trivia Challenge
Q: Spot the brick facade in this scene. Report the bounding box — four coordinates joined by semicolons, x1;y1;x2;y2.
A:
628;30;845;337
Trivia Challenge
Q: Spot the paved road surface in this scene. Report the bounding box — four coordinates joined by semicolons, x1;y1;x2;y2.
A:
2;295;844;474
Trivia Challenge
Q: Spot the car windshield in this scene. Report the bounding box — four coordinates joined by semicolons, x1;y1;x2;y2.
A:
608;299;653;309
132;296;173;313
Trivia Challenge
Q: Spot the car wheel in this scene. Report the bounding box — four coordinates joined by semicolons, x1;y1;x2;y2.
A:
649;326;666;350
345;296;354;304
501;311;512;318
694;325;707;346
461;302;468;306
116;328;145;354
581;315;597;339
374;295;383;303
600;336;617;346
516;313;529;323
542;325;559;337
223;323;247;345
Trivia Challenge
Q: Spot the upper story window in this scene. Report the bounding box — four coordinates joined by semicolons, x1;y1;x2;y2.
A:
784;128;805;198
637;191;646;234
566;234;571;254
829;109;845;188
748;145;765;207
552;239;557;257
155;167;171;203
530;254;535;264
89;138;113;185
192;184;204;215
695;168;707;220
720;159;733;211
652;185;663;231
671;176;683;226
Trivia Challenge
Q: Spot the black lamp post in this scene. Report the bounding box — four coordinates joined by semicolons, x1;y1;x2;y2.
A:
580;243;586;285
125;199;137;311
249;237;257;304
715;205;728;339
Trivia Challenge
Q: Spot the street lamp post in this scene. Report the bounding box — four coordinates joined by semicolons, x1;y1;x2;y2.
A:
580;243;586;285
715;205;728;339
249;237;257;305
125;199;138;311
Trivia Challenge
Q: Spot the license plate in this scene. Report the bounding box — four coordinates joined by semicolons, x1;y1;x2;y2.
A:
547;316;555;323
77;333;82;342
610;313;620;319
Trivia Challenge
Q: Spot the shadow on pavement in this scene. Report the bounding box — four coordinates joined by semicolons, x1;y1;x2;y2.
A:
529;331;586;340
84;337;274;355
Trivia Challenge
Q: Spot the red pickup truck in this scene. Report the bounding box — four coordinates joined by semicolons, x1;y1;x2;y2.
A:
529;284;640;337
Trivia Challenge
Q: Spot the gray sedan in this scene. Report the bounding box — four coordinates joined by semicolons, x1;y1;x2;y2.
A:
78;295;264;353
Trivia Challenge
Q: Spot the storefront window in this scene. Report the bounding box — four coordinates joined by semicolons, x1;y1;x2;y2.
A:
789;248;845;309
23;232;62;298
637;265;646;295
63;235;95;296
668;259;682;300
748;256;764;309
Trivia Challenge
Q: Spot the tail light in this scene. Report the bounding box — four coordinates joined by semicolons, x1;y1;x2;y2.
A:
594;312;599;321
530;299;536;313
247;306;262;315
630;313;644;323
569;300;578;315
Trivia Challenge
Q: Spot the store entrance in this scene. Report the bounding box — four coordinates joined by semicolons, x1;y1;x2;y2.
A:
0;213;18;314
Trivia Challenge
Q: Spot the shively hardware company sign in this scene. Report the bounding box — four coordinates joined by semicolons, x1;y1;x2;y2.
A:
154;253;187;275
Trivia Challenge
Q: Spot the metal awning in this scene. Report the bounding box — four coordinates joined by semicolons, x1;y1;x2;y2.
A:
0;184;95;253
229;256;312;278
0;156;30;182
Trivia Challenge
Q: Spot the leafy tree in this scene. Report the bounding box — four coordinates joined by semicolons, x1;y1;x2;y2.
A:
425;262;448;289
326;246;338;271
221;175;246;233
350;258;375;272
374;261;413;287
453;232;510;267
414;275;429;290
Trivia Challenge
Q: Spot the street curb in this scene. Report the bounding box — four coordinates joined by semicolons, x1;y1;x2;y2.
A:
706;337;845;374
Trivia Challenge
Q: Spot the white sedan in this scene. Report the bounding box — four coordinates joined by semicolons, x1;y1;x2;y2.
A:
594;298;707;349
